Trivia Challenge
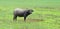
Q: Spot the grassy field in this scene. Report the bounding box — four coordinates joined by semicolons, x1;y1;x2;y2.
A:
0;0;60;29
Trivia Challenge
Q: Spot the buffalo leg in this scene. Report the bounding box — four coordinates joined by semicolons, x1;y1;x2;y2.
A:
24;12;27;21
13;15;17;21
24;16;26;21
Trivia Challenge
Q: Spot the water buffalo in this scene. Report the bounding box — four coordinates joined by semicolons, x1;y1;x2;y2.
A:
13;8;33;21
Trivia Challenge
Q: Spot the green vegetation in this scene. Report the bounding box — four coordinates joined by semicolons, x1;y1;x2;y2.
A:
0;0;60;29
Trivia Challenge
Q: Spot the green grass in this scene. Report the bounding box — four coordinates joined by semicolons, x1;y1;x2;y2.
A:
0;0;60;29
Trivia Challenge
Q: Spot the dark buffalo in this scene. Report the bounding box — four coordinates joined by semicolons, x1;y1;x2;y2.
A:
13;8;33;21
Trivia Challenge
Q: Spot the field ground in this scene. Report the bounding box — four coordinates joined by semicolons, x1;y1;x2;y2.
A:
0;0;60;29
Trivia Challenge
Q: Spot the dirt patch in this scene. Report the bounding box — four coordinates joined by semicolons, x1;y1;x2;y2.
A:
26;19;43;22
